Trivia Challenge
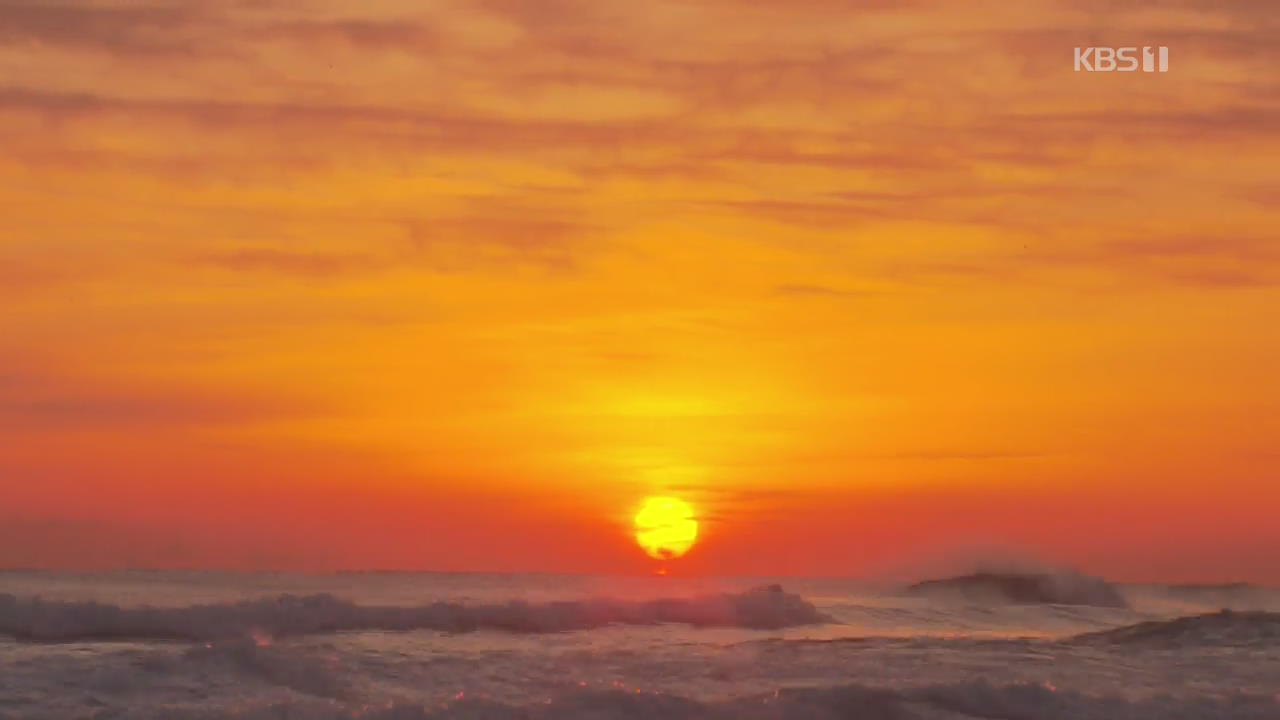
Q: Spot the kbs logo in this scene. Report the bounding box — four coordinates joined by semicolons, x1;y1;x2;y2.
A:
1074;46;1168;72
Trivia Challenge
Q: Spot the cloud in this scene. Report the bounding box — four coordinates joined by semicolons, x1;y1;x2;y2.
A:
255;19;439;51
1031;234;1280;288
0;86;715;160
2;0;1275;202
0;2;444;58
878;449;1054;462
873;233;1280;290
773;284;875;299
0;259;72;293
1101;235;1277;262
197;249;378;278
0;1;199;54
1010;107;1280;143
0;366;319;432
1;0;1276;289
398;195;597;272
186;203;592;278
708;199;895;228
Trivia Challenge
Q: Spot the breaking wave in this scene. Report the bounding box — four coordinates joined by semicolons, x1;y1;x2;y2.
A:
75;681;1280;719
0;584;829;642
1071;609;1280;647
904;571;1128;608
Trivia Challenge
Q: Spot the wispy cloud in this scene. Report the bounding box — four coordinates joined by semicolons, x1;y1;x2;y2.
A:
196;248;379;278
773;284;876;299
0;1;200;55
0;367;318;432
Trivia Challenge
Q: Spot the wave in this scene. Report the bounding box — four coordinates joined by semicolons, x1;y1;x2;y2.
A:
75;681;1280;719
1164;581;1260;593
904;571;1128;608
0;584;830;643
1071;609;1280;647
1157;582;1274;607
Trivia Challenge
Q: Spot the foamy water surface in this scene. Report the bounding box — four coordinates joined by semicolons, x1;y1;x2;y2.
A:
1;571;1277;719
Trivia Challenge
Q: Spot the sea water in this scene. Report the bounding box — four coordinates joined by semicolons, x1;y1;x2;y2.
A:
1;570;1278;718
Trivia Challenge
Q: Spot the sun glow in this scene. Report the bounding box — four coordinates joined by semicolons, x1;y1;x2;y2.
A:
633;496;699;560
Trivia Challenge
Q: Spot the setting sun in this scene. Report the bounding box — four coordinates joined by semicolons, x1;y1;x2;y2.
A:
633;497;699;560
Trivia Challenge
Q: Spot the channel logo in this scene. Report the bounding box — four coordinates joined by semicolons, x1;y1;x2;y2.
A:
1074;46;1168;72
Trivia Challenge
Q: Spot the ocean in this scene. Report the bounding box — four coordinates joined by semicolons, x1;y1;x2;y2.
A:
1;570;1277;719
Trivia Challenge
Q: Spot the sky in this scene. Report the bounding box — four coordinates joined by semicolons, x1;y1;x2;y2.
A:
1;0;1277;581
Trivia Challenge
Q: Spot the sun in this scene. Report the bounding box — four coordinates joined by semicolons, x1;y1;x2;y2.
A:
633;496;699;560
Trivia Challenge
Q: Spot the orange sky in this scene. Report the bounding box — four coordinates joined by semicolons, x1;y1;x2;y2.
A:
1;0;1277;581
